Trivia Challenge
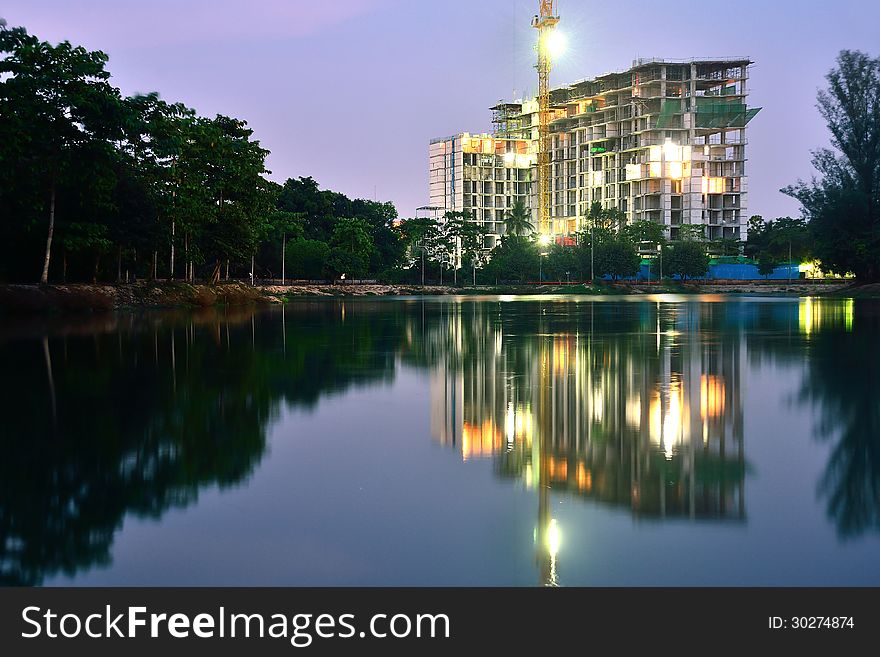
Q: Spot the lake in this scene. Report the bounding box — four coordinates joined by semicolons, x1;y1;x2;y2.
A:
1;295;879;586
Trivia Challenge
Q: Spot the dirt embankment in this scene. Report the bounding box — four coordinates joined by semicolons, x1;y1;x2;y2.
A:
0;280;867;314
0;282;271;313
261;284;456;297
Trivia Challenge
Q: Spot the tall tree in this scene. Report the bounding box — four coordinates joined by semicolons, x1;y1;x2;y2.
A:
784;50;880;281
503;200;535;237
327;218;375;279
0;27;124;284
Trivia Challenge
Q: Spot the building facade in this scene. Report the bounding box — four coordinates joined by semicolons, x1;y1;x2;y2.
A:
428;58;760;244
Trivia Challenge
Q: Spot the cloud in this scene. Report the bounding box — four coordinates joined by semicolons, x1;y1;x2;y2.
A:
2;0;390;50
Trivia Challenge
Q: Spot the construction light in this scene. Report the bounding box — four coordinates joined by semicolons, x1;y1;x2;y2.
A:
544;30;566;59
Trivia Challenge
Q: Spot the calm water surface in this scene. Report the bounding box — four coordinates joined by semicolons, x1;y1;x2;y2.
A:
1;295;879;586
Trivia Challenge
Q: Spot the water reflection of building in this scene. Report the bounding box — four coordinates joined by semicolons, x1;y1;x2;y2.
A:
430;302;746;522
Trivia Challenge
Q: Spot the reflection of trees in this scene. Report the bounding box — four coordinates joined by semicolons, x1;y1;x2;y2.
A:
0;302;410;585
3;296;876;585
741;297;880;539
795;302;880;538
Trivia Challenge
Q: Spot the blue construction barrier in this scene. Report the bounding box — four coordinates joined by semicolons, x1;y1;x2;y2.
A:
603;262;801;282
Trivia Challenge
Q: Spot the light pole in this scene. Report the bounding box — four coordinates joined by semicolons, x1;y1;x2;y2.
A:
657;243;663;282
590;220;594;282
537;233;552;284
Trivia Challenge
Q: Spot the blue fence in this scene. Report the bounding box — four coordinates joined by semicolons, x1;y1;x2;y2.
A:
610;263;802;282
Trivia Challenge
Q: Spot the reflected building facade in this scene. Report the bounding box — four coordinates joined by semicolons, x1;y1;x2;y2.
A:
429;302;746;522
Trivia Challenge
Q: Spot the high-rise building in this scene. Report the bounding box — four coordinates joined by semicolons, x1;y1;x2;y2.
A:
428;58;761;246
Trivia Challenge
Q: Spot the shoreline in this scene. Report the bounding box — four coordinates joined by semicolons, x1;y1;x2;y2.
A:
0;280;870;314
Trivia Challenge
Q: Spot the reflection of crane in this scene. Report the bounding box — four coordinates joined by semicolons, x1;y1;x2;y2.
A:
532;0;560;238
535;332;560;586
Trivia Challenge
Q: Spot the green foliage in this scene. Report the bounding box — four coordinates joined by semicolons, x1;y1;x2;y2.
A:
594;240;641;280
503;200;534;237
285;238;330;280
783;50;880;281
744;215;811;275
713;237;743;257
0;25;413;284
622;219;666;248
542;243;578;281
276;177;403;276
675;224;707;242
484;235;539;282
665;241;710;280
327;218;375;279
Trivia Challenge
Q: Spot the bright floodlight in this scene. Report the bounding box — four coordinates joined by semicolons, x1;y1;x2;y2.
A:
545;30;566;59
538;233;553;246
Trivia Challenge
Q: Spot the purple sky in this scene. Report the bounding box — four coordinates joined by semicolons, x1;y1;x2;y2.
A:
4;0;879;219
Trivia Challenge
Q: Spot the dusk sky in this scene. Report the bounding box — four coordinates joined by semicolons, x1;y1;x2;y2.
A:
4;0;879;219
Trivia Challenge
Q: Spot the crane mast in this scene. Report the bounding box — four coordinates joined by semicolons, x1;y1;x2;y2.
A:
532;0;559;237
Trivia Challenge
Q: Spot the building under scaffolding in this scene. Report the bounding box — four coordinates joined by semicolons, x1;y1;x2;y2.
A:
428;58;761;246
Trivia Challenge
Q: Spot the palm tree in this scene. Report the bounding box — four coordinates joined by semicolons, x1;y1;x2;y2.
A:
503;200;535;237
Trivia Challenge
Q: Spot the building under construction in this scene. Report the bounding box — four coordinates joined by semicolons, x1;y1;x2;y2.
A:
428;57;761;247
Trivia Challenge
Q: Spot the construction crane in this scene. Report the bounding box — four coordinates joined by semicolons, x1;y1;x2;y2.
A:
532;0;560;237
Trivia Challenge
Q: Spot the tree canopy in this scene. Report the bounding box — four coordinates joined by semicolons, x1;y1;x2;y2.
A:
783;50;880;281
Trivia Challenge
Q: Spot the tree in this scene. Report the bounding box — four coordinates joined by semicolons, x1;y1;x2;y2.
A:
327;218;374;279
594;240;641;280
448;214;488;286
675;224;707;242
713;237;743;257
285;238;329;280
745;215;811;277
543;243;578;281
622;219;665;250
503;200;534;237
665;241;710;280
269;210;304;284
0;27;124;284
196;115;273;283
484;236;539;282
399;216;440;284
784;50;880;281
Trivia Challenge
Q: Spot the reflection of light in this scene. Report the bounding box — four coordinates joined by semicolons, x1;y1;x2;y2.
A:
461;420;502;460
553;337;570;373
700;374;725;419
799;297;855;334
505;403;515;442
591;387;604;423
650;381;686;459
548;457;568;481
800;298;818;335
547;518;561;558
626;395;642;428
576;462;592;491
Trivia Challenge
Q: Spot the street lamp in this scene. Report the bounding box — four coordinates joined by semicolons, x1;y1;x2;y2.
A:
590;221;595;283
537;234;552;283
657;243;663;282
